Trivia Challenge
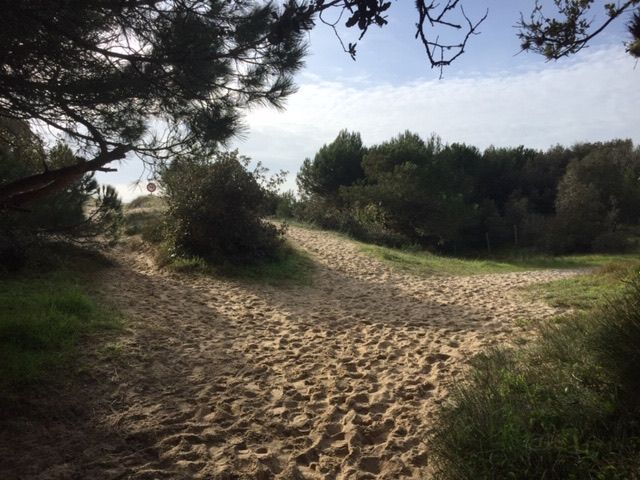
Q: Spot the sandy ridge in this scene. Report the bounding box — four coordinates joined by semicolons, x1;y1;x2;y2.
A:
1;226;577;479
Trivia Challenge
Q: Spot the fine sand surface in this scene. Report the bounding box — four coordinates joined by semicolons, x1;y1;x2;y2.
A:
0;226;578;479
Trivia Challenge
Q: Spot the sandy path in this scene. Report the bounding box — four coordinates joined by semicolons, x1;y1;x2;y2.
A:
0;226;576;479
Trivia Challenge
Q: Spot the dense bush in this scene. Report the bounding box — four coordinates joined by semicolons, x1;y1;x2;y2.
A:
431;269;640;479
294;195;409;247
161;151;285;265
593;274;640;409
272;190;298;219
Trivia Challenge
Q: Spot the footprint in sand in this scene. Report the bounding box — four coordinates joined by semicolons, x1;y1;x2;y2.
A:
0;225;580;480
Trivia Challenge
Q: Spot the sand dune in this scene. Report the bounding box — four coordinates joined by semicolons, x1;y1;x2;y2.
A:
0;226;577;479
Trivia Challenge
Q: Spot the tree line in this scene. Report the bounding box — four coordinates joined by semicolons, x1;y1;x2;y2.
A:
1;0;637;208
2;1;638;268
288;130;640;254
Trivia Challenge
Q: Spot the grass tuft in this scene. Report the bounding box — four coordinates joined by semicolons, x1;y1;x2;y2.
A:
361;242;639;276
431;265;640;479
528;260;640;311
0;264;121;401
165;242;315;286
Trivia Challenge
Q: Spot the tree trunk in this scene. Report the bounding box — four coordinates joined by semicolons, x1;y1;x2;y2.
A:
0;146;130;209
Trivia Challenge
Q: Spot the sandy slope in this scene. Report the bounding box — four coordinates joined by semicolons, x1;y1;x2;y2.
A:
0;226;577;479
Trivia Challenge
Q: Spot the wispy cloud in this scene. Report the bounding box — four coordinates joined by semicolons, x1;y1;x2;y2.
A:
104;45;639;200
233;45;639;191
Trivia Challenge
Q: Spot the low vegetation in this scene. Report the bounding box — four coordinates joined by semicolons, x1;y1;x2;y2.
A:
529;259;640;311
361;242;639;276
166;243;315;286
431;262;640;479
123;195;166;244
124;202;315;286
0;249;121;404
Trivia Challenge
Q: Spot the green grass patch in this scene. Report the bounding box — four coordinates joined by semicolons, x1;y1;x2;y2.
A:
125;209;315;286
360;242;639;276
361;244;520;275
167;242;315;286
529;260;640;311
0;262;121;401
431;267;640;479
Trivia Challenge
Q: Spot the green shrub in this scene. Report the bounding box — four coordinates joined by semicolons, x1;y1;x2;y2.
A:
273;190;298;219
432;269;640;479
295;196;409;247
593;272;640;410
161;151;284;265
140;216;166;244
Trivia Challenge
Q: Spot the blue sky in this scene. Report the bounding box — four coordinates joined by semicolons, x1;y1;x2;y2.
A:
100;1;640;200
301;0;631;81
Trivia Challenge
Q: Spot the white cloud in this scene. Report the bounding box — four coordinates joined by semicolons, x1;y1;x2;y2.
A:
108;182;148;203
103;45;639;199
234;45;640;191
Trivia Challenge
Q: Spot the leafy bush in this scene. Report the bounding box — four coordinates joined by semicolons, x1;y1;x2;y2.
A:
295;195;409;247
432;268;640;479
161;151;285;265
294;195;356;232
273;190;298;219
